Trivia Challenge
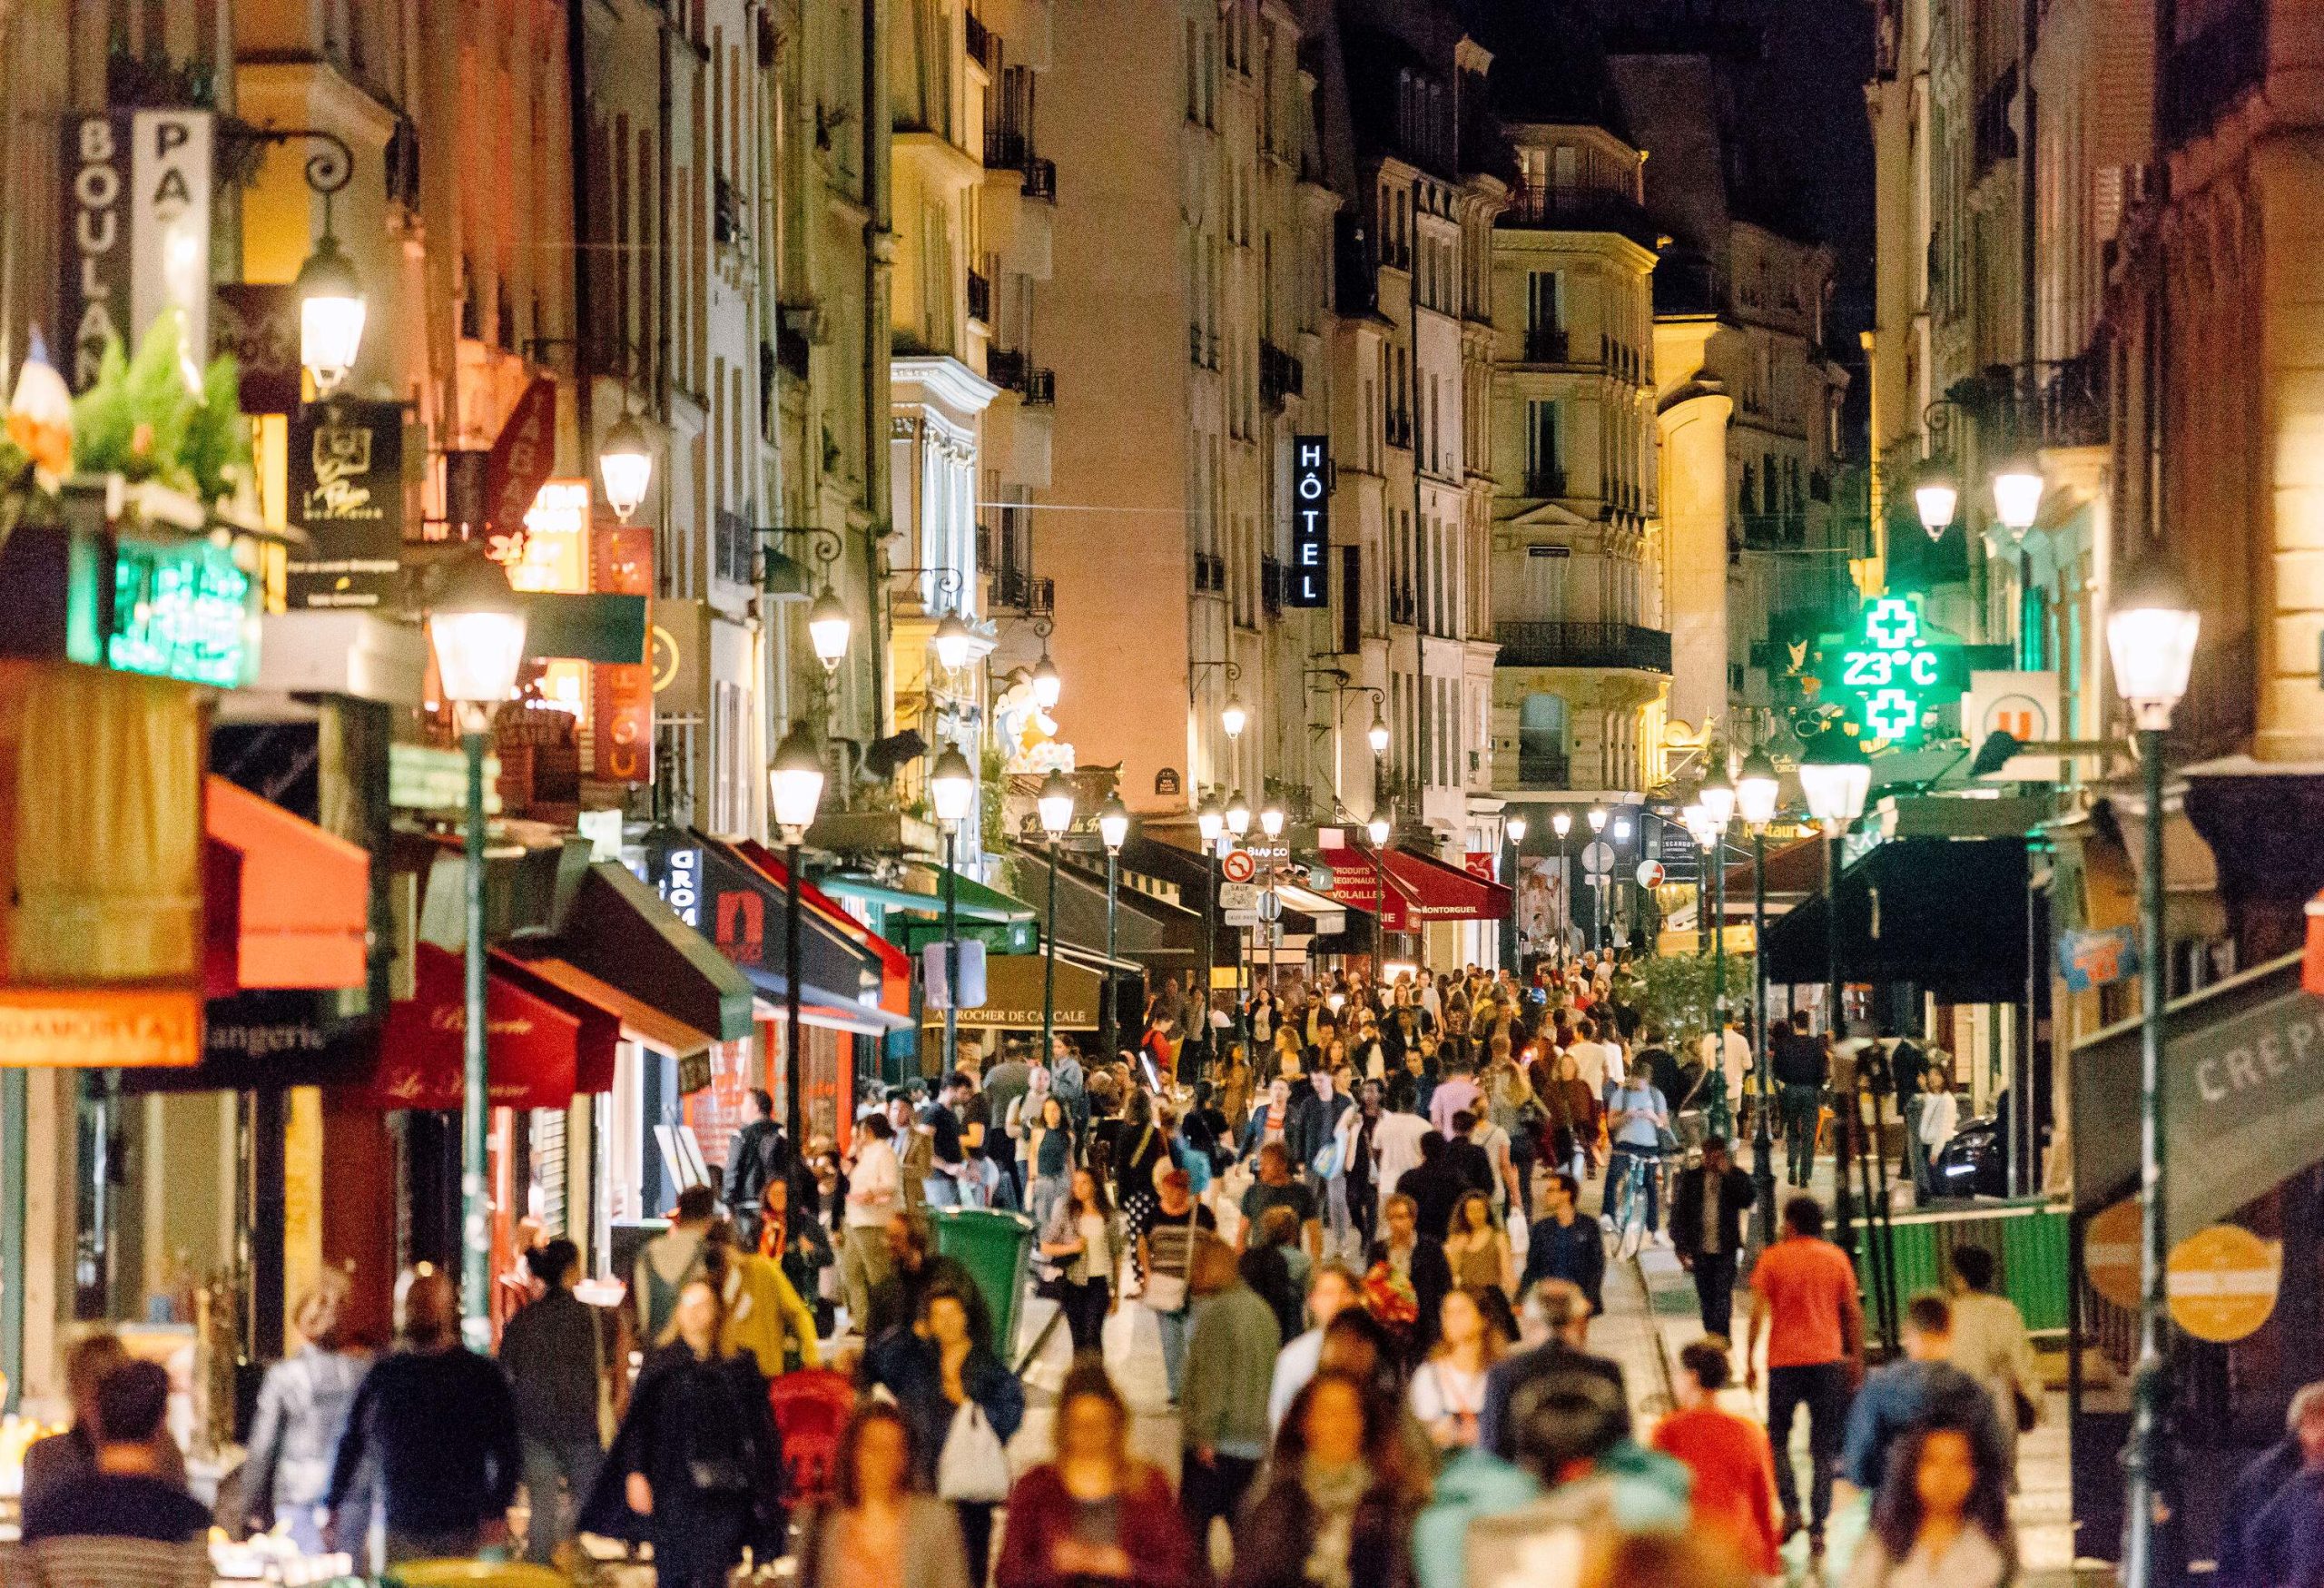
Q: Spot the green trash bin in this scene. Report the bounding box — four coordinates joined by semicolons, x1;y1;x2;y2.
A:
931;1206;1037;1357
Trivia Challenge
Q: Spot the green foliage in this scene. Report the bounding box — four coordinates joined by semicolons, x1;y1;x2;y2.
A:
67;314;250;506
1629;950;1755;1044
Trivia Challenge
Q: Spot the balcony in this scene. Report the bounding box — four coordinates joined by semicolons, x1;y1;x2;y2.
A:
967;268;991;325
965;9;993;70
1515;752;1572;791
985;128;1058;202
1523;468;1567;498
1193;552;1226;594
993;566;1053;615
1493;621;1672;674
988;348;1055;405
2036;345;2112;449
1522;326;1569;363
1260;340;1304;409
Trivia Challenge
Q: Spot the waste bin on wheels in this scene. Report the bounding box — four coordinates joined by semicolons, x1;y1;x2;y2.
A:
931;1206;1036;1358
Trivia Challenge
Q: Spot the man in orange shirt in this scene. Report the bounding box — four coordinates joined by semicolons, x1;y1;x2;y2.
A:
1653;1338;1779;1575
1743;1193;1864;1559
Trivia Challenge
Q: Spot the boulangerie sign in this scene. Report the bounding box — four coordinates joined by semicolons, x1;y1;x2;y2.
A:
59;110;213;390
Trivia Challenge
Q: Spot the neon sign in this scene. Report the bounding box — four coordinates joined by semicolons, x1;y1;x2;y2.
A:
1813;596;1965;748
106;532;261;687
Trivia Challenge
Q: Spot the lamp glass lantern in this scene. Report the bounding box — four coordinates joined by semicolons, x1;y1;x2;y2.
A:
1366;813;1392;847
1259;802;1285;840
1367;710;1390;756
1222;694;1247;741
1737;749;1781;829
428;559;528;706
1032;651;1062;710
807;587;851;671
768;726;827;841
1037;770;1077;837
1506;814;1528;846
1551;811;1572;839
1587;807;1608;835
1699;769;1738;832
931;747;977;825
297;232;366;397
1992;459;2046;537
2106;562;2201;731
1225;792;1251;837
597;413;655;523
931;610;973;673
1098;795;1130;853
1914;462;1960;541
1196;798;1225;845
1798;737;1873;827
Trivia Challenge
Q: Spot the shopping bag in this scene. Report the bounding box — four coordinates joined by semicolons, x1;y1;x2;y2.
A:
935;1398;1012;1503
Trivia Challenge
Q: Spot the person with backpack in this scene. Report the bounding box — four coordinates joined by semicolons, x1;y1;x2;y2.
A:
1840;1292;2009;1499
724;1089;789;1249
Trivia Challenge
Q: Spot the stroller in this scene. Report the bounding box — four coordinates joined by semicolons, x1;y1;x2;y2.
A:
767;1367;858;1506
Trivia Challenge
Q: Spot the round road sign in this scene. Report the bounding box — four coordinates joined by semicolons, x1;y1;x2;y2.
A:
2168;1223;2280;1343
1256;890;1284;923
1635;860;1666;888
1221;849;1256;884
2084;1198;2142;1310
1581;841;1616;874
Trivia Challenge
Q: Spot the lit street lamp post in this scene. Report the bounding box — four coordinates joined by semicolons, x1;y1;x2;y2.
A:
1038;772;1077;1067
770;726;826;1154
426;557;529;1347
1197;796;1225;1073
931;749;976;1075
1551;811;1572;964
1737;749;1780;1248
1587;807;1607;954
1502;814;1528;973
1799;735;1870;1277
2108;562;2201;1588
1099;797;1130;1062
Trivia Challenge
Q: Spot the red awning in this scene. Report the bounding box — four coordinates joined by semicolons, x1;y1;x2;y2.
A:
1308;849;1413;932
202;775;369;993
2306;890;2324;996
732;838;913;1019
1380;845;1513;922
493;950;712;1089
351;942;605;1110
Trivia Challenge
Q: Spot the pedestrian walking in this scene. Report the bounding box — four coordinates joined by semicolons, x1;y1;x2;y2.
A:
241;1274;369;1554
1771;1012;1828;1188
1238;1140;1321;1263
1269;1263;1364;1432
585;1275;786;1588
723;1088;788;1249
1476;1278;1628;1463
1841;1423;2015;1588
999;1358;1201;1588
1180;1235;1283;1563
862;1281;1026;1585
1113;1090;1169;1289
865;1211;990;1346
1228;1370;1419;1588
1048;1035;1088;1139
1669;1137;1756;1340
2239;1385;2324;1588
759;1174;835;1334
323;1268;520;1566
1651;1338;1779;1577
1743;1195;1865;1561
1604;1070;1670;1242
793;1401;969;1588
497;1238;619;1565
842;1112;903;1335
920;1072;976;1208
1037;1167;1119;1354
1409;1286;1506;1449
1137;1165;1216;1404
1427;1056;1482;1140
632;1182;718;1346
1443;1189;1515;1299
1243;1205;1311;1344
18;1360;210;1588
2216;1382;2324;1588
1918;1069;1960;1194
21;1334;164;1524
1368;1191;1452;1356
1841;1293;2008;1498
1944;1246;2041;1479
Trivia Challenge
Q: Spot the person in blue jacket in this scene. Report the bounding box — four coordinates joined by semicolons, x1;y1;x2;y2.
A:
862;1278;1025;1583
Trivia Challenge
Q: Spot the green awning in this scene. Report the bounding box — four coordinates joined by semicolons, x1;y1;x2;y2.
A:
816;863;1037;925
522;592;649;663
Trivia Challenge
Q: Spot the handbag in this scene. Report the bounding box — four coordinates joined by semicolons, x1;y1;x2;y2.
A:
936;1398;1012;1503
1309;1138;1342;1180
1140;1206;1199;1315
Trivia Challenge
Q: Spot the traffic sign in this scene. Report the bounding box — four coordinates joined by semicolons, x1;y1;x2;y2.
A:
2168;1223;2280;1342
1223;909;1260;927
1635;860;1665;888
2085;1198;2142;1309
1256;890;1285;923
1221;849;1256;883
1218;881;1259;910
1581;841;1615;874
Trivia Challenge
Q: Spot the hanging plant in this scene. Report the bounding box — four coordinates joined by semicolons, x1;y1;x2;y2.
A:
66;313;251;508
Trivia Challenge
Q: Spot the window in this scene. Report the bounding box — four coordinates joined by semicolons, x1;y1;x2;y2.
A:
1339;546;1363;654
1528;271;1563;332
1526;400;1562;493
1519;694;1570;788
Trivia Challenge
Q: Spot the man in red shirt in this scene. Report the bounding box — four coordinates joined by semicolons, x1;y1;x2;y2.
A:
1653;1338;1779;1575
1743;1193;1864;1559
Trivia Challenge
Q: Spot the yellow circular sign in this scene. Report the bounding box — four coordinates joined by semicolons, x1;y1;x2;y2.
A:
2085;1198;2142;1311
649;623;679;694
2167;1224;2280;1343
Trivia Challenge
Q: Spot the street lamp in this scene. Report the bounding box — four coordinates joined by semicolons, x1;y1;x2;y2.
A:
1503;814;1529;973
1698;778;1736;1139
1367;808;1393;980
1551;811;1571;839
1196;796;1225;846
1914;462;1961;541
1037;770;1076;1067
1222;694;1247;741
931;747;976;1075
596;412;655;523
1738;746;1781;1246
1367;709;1390;757
1032;649;1062;710
769;725;826;1153
1587;807;1607;835
1798;733;1871;1269
426;555;527;1350
1991;457;2045;537
2107;559;2198;1588
806;587;852;672
1259;801;1285;840
931;609;974;674
1366;812;1392;847
296;231;366;397
1098;794;1129;1060
1225;791;1251;838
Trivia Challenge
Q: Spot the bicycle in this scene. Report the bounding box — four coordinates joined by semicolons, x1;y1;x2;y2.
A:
1609;1145;1659;1259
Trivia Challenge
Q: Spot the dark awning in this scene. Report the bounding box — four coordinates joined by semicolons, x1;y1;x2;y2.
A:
637;833;892;1018
1000;845;1205;969
940;952;1109;1032
534;862;756;1041
2072;954;2324;1231
1760;836;2029;1002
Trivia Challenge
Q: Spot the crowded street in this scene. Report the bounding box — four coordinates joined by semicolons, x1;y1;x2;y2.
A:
5;0;2324;1583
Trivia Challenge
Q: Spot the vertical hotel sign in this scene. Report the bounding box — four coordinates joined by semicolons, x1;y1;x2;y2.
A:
60;110;213;391
1288;436;1329;607
592;526;655;784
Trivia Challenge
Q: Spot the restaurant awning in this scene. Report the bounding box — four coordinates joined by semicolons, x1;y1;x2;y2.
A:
939;952;1108;1032
1003;846;1201;969
202;774;370;993
816;863;1039;929
652;836;905;1031
2072;953;2324;1233
1305;847;1413;932
1759;835;2029;1002
1380;845;1513;922
1722;833;1826;901
532;862;756;1041
349;942;607;1111
492;951;710;1080
732;838;913;1018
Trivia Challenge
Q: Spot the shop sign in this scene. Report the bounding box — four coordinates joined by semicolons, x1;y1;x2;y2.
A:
0;989;201;1067
1811;595;1968;749
389;743;502;813
648;598;709;717
484;377;557;543
286;399;405;608
655;843;705;929
591;526;655;784
1464;851;1494;882
1965;669;2063;779
212;282;300;414
107;529;261;686
2167;1223;2280;1343
1288;436;1329;607
58;110;213;392
2057;925;2137;992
